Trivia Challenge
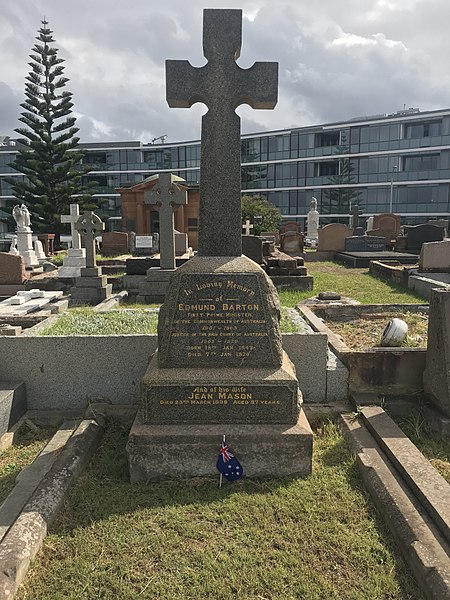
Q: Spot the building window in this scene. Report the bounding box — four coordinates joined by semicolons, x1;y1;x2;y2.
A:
315;131;339;148
314;160;340;177
83;152;107;164
403;154;439;171
404;120;442;139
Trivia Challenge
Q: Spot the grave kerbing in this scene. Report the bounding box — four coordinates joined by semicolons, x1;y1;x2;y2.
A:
127;9;312;481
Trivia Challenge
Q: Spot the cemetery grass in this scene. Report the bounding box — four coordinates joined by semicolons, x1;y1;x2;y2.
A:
396;412;450;484
37;307;297;335
0;425;55;504
278;261;424;307
16;418;423;600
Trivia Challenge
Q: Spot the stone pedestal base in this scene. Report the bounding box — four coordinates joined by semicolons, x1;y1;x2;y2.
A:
140;350;301;425
70;267;112;305
136;268;175;303
127;409;313;481
58;248;86;278
16;229;39;268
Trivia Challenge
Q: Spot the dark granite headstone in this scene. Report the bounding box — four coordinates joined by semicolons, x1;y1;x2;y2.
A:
128;9;312;482
242;235;263;264
345;235;386;252
405;224;444;255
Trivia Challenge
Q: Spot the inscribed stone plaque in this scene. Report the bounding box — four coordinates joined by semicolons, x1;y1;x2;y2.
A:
159;272;279;368
143;382;299;424
135;236;153;248
345;235;385;252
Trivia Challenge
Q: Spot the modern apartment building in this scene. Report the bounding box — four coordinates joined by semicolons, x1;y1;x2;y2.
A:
1;107;450;233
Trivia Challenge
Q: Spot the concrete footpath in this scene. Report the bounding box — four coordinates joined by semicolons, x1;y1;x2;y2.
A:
0;418;103;599
340;407;450;600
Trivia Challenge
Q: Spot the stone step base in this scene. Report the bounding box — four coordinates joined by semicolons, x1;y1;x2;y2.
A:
0;382;27;437
70;284;112;305
127;409;312;481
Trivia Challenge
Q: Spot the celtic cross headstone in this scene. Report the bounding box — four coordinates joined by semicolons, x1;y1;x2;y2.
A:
166;9;278;256
144;173;187;270
75;211;104;268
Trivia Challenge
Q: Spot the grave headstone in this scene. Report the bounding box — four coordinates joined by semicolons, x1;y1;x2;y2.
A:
428;219;448;237
33;239;46;261
101;231;129;255
349;205;364;236
133;235;154;256
70;211;112;305
128;8;312;481
174;230;189;256
317;223;353;252
242;234;263;264
138;174;188;303
373;213;401;235
345;235;386;252
280;230;304;255
405;224;444;255
144;173;188;269
419;239;450;271
423;288;450;417
58;204;87;278
0;253;29;285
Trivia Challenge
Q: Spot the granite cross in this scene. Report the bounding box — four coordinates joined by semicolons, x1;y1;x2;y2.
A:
242;219;254;235
349;205;363;230
144;173;187;270
75;211;104;268
166;9;278;257
61;204;82;250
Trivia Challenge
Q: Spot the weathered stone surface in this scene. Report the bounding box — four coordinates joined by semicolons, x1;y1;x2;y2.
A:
127;409;312;481
424;288;450;417
318;291;341;300
419;239;450;271
141;350;300;424
405;223;445;255
166;9;278;256
157;255;283;368
242;235;263;265
317;223;353;252
345;235;386;252
144;173;187;270
101;231;129;255
0;382;26;438
75;211;104;268
0;252;28;284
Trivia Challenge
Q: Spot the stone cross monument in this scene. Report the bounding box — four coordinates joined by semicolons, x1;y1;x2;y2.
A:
166;9;278;256
70;211;112;305
242;219;254;235
61;204;82;250
144;173;187;270
128;9;312;482
58;203;87;278
75;211;104;269
349;204;364;236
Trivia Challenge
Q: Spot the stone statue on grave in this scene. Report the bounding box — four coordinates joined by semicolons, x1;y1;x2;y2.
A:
9;235;19;255
306;196;320;241
12;204;31;230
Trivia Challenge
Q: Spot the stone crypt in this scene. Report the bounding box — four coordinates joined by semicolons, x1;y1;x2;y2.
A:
127;8;312;481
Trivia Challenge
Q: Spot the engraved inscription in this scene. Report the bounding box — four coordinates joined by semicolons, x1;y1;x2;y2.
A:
164;273;278;367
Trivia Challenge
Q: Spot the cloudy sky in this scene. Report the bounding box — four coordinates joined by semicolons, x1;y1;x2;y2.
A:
1;0;449;145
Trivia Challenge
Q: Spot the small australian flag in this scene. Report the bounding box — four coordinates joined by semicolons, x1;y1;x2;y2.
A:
216;439;244;482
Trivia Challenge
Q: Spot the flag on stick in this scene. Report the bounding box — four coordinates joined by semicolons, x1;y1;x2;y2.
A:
216;436;244;483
